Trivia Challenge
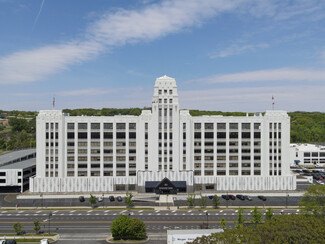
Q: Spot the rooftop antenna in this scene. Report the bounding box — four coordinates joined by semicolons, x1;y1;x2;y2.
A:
52;96;55;109
272;95;275;110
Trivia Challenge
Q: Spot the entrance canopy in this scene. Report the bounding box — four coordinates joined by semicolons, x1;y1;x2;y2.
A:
145;177;186;194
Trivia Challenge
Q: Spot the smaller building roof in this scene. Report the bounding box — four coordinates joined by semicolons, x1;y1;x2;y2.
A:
291;143;325;152
0;149;36;165
0;157;35;170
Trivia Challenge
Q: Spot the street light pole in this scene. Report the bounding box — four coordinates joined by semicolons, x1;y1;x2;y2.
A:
286;194;289;209
206;212;209;229
48;212;52;235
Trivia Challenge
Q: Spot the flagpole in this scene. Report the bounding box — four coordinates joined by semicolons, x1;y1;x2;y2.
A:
272;96;274;110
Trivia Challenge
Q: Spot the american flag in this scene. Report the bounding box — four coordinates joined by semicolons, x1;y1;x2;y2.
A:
52;97;55;108
272;96;275;105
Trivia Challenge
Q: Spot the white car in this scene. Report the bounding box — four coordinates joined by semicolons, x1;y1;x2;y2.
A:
40;239;49;244
0;240;6;244
98;196;103;202
316;181;324;185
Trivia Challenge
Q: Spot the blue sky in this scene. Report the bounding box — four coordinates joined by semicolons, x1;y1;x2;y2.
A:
1;0;325;112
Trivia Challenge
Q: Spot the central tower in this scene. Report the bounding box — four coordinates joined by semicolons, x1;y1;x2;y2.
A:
150;75;180;172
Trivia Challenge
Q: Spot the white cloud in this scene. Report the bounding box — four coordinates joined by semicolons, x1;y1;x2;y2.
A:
210;43;269;59
192;68;325;84
179;85;325;112
1;0;325;84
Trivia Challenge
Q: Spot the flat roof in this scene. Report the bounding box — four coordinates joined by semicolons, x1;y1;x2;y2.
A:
0;158;36;170
0;149;36;164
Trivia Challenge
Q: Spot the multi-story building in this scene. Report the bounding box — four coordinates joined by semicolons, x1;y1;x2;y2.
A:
30;75;296;193
0;149;36;193
290;143;325;165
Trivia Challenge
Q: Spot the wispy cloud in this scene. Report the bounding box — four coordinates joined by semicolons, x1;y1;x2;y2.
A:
33;0;46;30
58;88;116;96
210;43;269;59
191;68;325;84
1;0;325;85
179;85;325;112
0;0;242;85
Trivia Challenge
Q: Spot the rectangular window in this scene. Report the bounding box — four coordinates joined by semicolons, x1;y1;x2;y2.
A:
104;123;113;129
78;132;87;139
205;123;213;130
91;123;100;130
116;123;126;130
67;123;74;129
78;123;87;130
129;123;136;130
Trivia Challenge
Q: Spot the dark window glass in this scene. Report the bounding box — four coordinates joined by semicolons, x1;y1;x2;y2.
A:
91;123;100;130
194;132;201;139
78;132;87;139
116;132;126;139
205;132;214;139
104;132;113;139
129;132;136;139
217;132;226;138
67;132;74;139
67;123;74;129
242;132;250;139
91;132;100;139
78;123;87;130
104;123;113;129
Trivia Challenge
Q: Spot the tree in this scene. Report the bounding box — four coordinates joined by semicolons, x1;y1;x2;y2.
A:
111;215;146;240
13;222;23;235
89;194;97;207
186;194;196;207
250;206;263;223
189;215;325;244
220;217;227;230
199;194;207;208
212;195;220;208
299;184;325;217
265;208;274;221
124;192;133;208
235;208;245;228
33;220;41;234
128;218;147;240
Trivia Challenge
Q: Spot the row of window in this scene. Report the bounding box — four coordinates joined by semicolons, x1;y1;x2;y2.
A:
194;123;261;130
67;141;136;147
67;132;136;140
193;141;261;146
68;123;137;130
194;132;261;139
194;170;261;176
304;152;325;157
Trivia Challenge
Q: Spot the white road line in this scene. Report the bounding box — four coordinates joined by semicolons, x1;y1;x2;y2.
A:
232;213;234;215
155;210;159;213
139;210;143;213
18;211;25;213
220;210;223;212
25;214;29;216
121;210;127;213
70;210;75;213
1;211;8;213
172;210;176;213
78;214;82;215
104;210;109;213
53;211;58;213
60;214;64;216
87;210;93;213
36;211;42;213
223;213;227;215
148;213;152;215
187;210;192;213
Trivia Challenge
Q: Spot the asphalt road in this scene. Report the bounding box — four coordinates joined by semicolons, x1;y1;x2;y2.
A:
0;208;301;243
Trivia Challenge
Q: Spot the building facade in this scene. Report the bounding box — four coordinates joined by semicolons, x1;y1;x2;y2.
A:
30;75;295;193
0;149;36;193
290;143;325;166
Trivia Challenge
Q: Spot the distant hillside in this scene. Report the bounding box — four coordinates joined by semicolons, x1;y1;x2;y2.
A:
0;109;324;152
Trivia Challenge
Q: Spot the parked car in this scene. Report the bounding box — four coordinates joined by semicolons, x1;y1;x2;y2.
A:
79;196;85;202
40;239;49;244
258;195;267;201
117;196;123;202
0;240;6;244
98;196;103;202
316;180;325;185
245;195;252;201
109;196;115;202
208;195;214;200
221;195;230;200
7;241;17;244
229;195;236;200
236;194;245;200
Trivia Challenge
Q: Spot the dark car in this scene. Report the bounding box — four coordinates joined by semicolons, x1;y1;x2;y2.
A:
258;195;267;201
109;196;115;202
7;240;17;244
229;195;236;200
117;196;123;202
236;194;245;200
208;195;214;200
79;196;85;202
221;195;230;200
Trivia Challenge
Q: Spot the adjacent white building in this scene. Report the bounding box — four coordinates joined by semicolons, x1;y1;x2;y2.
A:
30;75;295;193
290;143;325;166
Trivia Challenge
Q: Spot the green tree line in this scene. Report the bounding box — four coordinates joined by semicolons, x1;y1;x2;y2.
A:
0;109;324;152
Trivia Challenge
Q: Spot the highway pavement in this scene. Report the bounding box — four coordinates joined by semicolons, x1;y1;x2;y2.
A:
0;208;301;243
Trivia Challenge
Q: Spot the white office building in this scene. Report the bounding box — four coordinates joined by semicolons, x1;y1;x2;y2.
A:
290;143;325;166
30;75;296;193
